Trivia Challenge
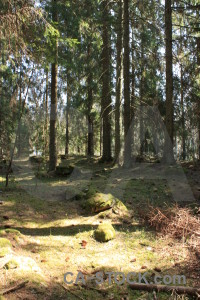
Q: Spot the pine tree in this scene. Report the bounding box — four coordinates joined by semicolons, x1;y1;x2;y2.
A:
49;0;58;171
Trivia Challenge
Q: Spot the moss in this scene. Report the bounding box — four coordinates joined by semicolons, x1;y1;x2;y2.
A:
84;193;115;213
0;238;12;248
4;259;19;270
5;228;21;235
94;223;116;242
0;230;6;236
0;238;12;257
85;186;98;199
114;199;128;213
0;247;12;257
83;192;128;215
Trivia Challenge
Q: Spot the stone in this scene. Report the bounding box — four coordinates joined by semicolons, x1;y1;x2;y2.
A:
94;223;116;242
4;259;19;270
84;193;115;213
83;192;128;215
0;228;21;237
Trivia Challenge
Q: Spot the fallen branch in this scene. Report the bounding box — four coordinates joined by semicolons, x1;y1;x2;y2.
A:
129;283;200;297
0;280;29;295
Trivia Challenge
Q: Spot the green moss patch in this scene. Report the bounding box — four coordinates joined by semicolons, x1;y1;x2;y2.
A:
0;238;12;257
83;192;128;215
94;223;116;242
0;238;12;248
4;259;19;270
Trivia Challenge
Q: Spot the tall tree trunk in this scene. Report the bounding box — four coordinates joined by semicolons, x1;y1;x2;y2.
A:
87;43;94;156
101;0;112;162
49;0;58;171
123;0;131;167
139;26;145;157
65;73;71;157
180;64;186;160
17;59;22;158
44;68;49;157
197;37;200;160
163;0;174;163
115;0;123;162
131;21;135;153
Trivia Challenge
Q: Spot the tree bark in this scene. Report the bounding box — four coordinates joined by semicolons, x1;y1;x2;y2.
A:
197;37;200;160
17;59;22;158
87;43;94;157
65;73;71;157
180;64;186;160
44;68;49;157
139;23;145;157
131;21;135;154
123;0;131;167
115;0;123;162
163;0;175;163
49;0;58;171
101;0;112;162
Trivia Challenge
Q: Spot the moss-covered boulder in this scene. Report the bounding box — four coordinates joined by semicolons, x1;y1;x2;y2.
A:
4;259;19;270
0;229;21;237
84;193;115;213
0;238;12;257
112;199;128;215
56;163;74;176
83;192;128;215
94;223;116;242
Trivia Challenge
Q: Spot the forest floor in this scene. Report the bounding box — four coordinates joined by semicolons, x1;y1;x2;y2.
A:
0;156;199;300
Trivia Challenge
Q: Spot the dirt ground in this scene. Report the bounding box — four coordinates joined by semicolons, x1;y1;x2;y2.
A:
0;157;199;300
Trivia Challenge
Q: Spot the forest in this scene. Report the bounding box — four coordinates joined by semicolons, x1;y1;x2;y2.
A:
0;0;200;299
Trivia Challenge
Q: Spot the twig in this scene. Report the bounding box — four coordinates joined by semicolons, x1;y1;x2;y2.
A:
0;280;29;295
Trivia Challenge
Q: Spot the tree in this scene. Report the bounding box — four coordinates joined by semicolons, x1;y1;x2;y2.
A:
115;0;123;162
49;0;58;171
101;0;112;162
163;0;174;163
197;36;200;160
123;0;131;167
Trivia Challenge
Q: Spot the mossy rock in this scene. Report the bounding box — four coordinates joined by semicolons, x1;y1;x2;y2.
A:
112;199;128;215
85;186;98;199
94;223;116;242
0;238;12;257
5;228;21;235
4;259;19;270
56;164;74;176
0;230;6;236
83;193;115;213
0;228;21;237
83;192;128;214
0;238;12;248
